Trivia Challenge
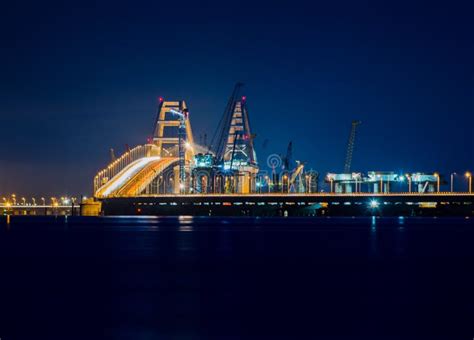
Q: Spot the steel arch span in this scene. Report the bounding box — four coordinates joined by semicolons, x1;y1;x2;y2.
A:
94;100;195;198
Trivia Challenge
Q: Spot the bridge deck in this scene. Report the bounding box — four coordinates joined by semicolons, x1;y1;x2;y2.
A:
100;193;474;216
95;157;177;198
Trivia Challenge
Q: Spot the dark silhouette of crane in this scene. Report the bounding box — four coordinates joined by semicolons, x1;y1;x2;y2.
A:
344;120;361;173
282;141;293;170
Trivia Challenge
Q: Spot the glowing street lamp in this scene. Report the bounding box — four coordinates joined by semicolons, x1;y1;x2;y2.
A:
466;172;472;194
450;172;457;193
434;173;440;193
283;174;289;193
405;174;412;193
264;175;270;193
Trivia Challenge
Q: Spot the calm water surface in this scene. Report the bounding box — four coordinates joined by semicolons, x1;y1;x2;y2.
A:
0;216;473;339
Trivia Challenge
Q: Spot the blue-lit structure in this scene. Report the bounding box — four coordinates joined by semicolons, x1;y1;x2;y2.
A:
326;171;439;193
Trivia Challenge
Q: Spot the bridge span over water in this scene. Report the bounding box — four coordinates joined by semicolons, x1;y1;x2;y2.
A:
98;193;474;217
94;86;260;199
94;100;193;198
91;89;473;218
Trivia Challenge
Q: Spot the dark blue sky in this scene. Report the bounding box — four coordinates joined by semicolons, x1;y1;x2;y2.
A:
1;0;473;196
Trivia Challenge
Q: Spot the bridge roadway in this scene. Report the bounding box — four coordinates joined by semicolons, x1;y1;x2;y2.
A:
1;205;80;216
99;192;474;216
95;156;177;198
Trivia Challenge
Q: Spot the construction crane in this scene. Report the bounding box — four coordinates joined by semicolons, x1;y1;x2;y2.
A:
170;108;189;193
289;161;305;192
282;141;293;170
209;82;244;161
344;120;361;173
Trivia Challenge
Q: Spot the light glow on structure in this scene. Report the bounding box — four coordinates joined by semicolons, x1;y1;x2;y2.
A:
98;156;161;197
369;200;379;208
222;159;250;170
194;154;213;168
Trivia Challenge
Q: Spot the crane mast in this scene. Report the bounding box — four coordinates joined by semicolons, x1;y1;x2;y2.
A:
344;120;361;173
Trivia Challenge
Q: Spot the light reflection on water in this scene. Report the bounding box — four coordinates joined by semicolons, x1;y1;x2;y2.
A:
396;216;406;255
178;215;195;227
177;216;195;253
178;225;194;232
369;215;377;256
1;215;473;338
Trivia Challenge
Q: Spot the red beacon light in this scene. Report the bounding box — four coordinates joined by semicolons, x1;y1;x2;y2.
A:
158;96;164;102
242;96;246;101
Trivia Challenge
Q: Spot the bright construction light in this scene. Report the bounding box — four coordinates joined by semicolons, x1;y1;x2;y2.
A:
369;200;379;208
466;172;472;178
185;142;191;149
399;176;405;182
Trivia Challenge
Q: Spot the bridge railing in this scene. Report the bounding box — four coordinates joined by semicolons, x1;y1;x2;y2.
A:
93;144;158;193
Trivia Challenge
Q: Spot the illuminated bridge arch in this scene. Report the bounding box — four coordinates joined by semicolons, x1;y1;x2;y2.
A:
94;100;195;198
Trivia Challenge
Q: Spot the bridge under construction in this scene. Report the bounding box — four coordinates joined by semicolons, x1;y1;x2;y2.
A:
94;84;260;198
87;84;473;216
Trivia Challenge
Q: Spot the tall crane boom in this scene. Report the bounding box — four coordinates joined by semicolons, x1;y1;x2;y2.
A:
282;141;293;170
209;82;244;161
344;120;361;173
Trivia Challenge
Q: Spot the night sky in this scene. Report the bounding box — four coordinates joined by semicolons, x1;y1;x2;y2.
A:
1;0;473;196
